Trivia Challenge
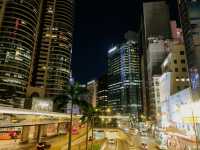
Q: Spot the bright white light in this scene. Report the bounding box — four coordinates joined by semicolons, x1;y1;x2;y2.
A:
0;106;68;118
124;128;129;131
108;46;117;53
181;78;185;82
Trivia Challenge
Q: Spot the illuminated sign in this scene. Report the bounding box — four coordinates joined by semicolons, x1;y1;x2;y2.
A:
108;46;117;54
32;98;53;112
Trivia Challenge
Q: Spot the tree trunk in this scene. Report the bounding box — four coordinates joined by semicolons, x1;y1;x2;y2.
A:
91;117;94;150
86;121;89;150
68;103;73;150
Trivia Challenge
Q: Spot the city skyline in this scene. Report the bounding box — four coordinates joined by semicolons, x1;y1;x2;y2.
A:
0;0;200;149
73;0;178;83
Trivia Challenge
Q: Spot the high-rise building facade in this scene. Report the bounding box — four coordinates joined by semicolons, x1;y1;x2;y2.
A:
96;74;108;111
143;0;171;39
0;0;73;107
161;41;189;94
142;0;171;117
87;80;97;107
32;0;73;97
107;41;142;116
0;0;43;107
147;37;167;119
178;0;200;90
151;75;160;121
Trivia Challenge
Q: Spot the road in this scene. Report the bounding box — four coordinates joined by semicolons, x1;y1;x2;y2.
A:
0;128;158;150
0;128;88;150
100;129;158;150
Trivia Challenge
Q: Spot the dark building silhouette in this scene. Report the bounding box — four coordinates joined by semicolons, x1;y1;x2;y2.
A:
96;74;108;111
178;0;200;89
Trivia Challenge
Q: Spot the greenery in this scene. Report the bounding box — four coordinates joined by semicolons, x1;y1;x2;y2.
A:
54;81;90;150
80;102;100;150
89;144;101;150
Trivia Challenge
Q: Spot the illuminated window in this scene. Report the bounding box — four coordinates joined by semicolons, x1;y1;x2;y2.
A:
48;7;53;13
176;77;180;81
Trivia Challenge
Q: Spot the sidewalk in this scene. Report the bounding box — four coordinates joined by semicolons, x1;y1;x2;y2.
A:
0;139;35;150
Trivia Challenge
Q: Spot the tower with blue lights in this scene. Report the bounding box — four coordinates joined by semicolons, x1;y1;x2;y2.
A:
107;40;142;116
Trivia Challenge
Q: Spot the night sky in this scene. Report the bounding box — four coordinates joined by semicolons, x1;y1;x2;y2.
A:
72;0;178;83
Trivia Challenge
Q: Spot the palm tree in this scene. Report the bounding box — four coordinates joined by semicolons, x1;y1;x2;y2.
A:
80;102;99;150
54;81;88;150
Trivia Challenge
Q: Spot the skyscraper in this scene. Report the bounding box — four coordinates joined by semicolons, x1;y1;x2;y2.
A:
142;0;171;117
0;0;73;107
178;0;200;90
0;0;43;107
143;0;171;39
31;0;73;97
96;74;108;111
87;80;97;107
107;40;142;116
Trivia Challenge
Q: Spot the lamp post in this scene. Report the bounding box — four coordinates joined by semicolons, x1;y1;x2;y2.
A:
68;77;74;150
191;103;199;150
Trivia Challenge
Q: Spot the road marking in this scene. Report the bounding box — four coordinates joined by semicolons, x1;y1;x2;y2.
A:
129;146;137;150
100;141;107;150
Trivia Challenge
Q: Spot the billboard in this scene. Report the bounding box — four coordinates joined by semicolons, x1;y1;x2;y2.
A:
190;68;200;90
168;88;192;124
31;98;53;112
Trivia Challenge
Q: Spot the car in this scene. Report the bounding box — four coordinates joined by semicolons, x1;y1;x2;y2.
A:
37;142;51;150
141;142;148;150
157;144;168;150
89;136;93;141
140;132;148;136
108;139;115;144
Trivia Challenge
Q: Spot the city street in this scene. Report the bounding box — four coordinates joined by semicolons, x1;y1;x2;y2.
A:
0;127;89;150
100;128;157;150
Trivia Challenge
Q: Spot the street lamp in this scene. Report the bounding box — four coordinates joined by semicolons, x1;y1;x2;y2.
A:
68;77;74;150
106;108;111;113
190;103;199;150
69;77;74;86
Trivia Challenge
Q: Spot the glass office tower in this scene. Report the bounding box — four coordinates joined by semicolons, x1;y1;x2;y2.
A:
0;0;73;107
107;41;142;116
0;0;42;107
33;0;73;97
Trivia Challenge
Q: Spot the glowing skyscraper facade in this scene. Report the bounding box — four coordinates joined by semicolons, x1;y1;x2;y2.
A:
107;41;142;116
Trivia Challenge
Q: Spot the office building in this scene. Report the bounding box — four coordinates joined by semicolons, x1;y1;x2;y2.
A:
178;0;200;89
31;0;73;97
96;74;108;111
107;40;142;116
0;0;73;107
87;80;97;107
161;41;189;94
0;0;43;107
142;0;171;117
147;37;167;119
151;75;161;122
143;0;171;39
